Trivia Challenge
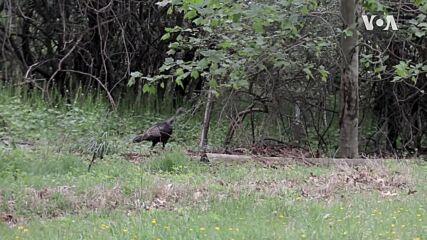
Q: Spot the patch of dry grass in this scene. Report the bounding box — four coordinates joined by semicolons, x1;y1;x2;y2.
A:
300;161;415;200
0;180;210;225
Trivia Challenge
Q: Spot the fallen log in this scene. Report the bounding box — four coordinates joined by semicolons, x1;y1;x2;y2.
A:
189;152;395;167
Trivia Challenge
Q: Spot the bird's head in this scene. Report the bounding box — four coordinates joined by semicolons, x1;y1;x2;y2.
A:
132;135;144;143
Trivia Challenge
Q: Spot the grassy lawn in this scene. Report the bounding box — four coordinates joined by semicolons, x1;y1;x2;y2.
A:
0;92;426;240
0;147;425;240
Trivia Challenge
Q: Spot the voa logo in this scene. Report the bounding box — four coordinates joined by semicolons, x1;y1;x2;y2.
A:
362;15;398;31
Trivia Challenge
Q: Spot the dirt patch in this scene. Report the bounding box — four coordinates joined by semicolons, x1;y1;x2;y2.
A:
300;164;414;200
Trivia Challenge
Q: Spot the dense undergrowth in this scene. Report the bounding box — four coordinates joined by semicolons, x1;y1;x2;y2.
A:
0;87;227;153
0;87;426;240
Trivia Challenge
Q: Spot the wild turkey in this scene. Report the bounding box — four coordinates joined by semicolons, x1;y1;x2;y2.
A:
133;108;185;149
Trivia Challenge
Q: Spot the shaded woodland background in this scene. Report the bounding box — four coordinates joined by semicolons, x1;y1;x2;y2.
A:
0;0;426;156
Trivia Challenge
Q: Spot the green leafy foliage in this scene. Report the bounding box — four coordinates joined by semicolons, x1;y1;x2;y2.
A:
362;0;385;12
393;61;426;83
408;14;427;38
138;0;331;95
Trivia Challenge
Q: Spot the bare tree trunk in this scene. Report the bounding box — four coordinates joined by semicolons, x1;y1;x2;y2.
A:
337;0;360;158
199;87;214;150
292;100;305;144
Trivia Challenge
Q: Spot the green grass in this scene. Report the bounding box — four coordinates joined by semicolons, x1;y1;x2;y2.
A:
0;87;426;240
0;147;425;240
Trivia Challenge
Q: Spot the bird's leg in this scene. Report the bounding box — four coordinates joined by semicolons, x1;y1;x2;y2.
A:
162;142;166;149
151;141;156;150
150;141;159;154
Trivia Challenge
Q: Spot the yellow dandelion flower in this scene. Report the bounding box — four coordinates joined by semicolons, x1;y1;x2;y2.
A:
17;226;24;230
189;228;193;231
401;225;405;228
215;226;220;231
122;228;128;233
416;214;422;218
279;215;285;219
343;231;347;235
23;228;29;232
414;237;421;240
163;226;170;230
200;227;205;231
391;224;395;228
301;234;306;238
151;219;157;225
235;227;239;232
100;224;110;230
228;227;233;231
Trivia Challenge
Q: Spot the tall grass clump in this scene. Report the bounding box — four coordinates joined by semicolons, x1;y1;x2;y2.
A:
144;150;203;174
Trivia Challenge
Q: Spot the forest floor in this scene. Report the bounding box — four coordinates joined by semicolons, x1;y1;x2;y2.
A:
0;92;426;240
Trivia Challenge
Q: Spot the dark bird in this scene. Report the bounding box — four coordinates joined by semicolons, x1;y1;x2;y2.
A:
200;152;209;163
133;108;185;149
